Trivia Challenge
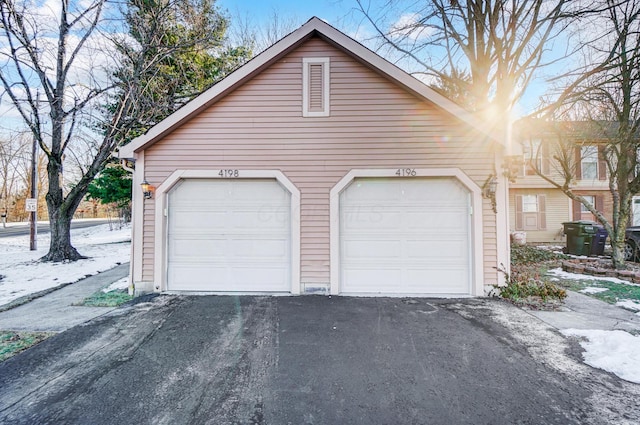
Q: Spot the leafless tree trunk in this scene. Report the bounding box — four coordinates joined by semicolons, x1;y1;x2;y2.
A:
536;0;640;269
0;0;245;261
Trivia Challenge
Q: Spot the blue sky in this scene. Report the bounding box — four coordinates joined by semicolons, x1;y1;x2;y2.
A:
218;0;357;27
216;0;556;115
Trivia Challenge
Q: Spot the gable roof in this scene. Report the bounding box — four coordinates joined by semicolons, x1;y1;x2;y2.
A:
118;17;501;158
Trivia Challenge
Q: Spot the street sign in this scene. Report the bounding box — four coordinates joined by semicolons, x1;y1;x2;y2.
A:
25;198;37;212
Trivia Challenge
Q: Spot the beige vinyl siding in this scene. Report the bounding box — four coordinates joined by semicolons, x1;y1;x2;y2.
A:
141;36;498;287
509;189;570;243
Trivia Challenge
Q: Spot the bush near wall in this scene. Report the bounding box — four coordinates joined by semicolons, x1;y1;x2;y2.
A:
495;245;567;307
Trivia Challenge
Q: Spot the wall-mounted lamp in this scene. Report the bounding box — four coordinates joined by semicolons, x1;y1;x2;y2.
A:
141;179;154;199
482;174;498;213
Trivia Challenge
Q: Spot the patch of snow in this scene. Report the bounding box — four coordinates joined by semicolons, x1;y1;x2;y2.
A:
547;267;640;286
580;287;609;294
0;223;131;307
102;277;130;293
616;300;640;313
562;329;640;384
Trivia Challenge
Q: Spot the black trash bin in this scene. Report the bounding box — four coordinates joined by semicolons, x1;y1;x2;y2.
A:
563;221;598;256
591;226;608;256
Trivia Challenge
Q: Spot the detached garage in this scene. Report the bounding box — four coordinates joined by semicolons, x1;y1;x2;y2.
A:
118;17;509;297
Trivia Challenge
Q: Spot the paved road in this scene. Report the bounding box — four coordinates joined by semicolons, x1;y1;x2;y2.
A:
0;296;638;424
0;219;111;238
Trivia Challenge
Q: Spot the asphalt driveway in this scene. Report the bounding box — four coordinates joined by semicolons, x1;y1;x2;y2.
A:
0;296;638;424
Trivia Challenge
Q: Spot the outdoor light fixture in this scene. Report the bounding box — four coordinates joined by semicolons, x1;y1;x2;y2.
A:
141;179;154;199
482;173;498;213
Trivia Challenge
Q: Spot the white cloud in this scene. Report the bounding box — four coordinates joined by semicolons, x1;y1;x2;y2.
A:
389;13;432;41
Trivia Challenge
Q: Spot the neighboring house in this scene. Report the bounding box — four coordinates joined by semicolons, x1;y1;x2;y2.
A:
118;17;509;297
510;120;614;243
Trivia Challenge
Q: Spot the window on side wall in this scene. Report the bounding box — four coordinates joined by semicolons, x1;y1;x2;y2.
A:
573;195;602;222
523;139;542;176
515;194;547;231
580;146;598;180
580;195;595;213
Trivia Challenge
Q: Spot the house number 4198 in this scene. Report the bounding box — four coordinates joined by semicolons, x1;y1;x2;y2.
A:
219;169;239;178
396;168;417;177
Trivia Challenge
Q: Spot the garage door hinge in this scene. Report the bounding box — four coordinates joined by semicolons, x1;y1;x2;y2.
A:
469;206;473;215
164;208;168;217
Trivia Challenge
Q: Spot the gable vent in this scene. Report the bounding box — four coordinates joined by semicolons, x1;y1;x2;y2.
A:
303;58;330;117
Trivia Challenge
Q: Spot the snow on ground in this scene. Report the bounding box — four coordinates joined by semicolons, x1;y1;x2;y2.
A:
562;329;640;384
547;267;640;286
102;277;130;293
616;300;640;314
0;223;130;307
546;267;640;383
580;287;610;294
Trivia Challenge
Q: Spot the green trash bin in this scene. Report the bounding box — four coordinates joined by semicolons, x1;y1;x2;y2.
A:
563;221;598;256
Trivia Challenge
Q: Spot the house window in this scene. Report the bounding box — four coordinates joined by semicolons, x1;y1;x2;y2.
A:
522;195;538;212
523;139;542;176
302;57;330;117
573;194;603;222
515;194;546;231
581;146;598;180
580;195;595;213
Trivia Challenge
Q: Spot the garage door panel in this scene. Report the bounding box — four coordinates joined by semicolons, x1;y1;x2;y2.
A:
232;267;289;290
342;209;400;230
171;180;228;201
405;240;468;258
404;268;469;293
340;177;471;295
168;265;228;290
342;182;403;201
343;268;402;292
233;209;289;230
230;238;288;257
167;179;291;292
405;210;467;229
232;181;289;200
344;240;402;258
170;237;226;258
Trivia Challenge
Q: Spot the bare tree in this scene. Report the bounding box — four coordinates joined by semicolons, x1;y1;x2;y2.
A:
356;0;580;123
0;0;247;261
0;132;28;223
229;8;301;54
535;0;640;269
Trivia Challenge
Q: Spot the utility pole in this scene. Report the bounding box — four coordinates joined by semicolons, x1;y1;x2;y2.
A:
28;91;39;251
29;127;37;251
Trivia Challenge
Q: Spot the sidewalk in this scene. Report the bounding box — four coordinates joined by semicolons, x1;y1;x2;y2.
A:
0;263;129;332
526;290;640;333
1;263;638;335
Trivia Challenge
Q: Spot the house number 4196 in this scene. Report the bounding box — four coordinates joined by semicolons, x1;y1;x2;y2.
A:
396;168;417;177
219;169;239;178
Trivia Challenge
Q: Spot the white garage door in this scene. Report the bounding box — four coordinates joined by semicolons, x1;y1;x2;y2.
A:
340;178;471;295
167;179;291;292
